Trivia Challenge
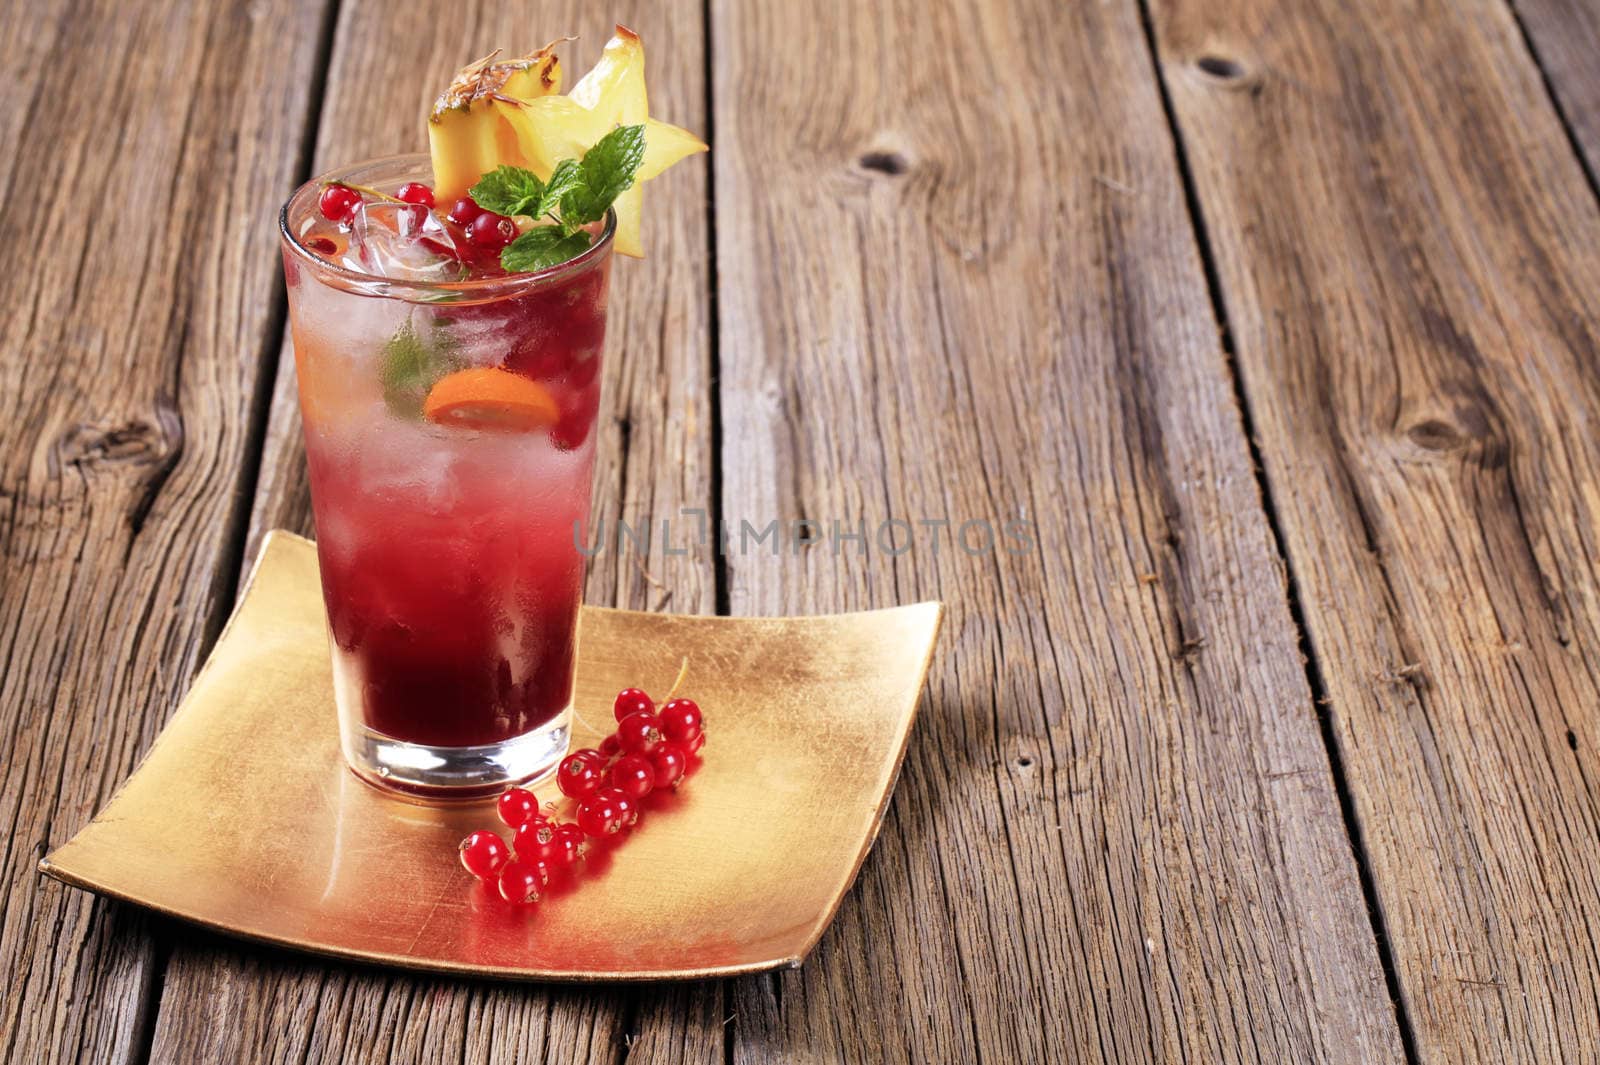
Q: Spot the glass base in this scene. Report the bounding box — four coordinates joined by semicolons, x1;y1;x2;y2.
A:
340;710;571;800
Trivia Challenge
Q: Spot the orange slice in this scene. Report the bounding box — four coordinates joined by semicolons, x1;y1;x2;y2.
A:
422;367;561;431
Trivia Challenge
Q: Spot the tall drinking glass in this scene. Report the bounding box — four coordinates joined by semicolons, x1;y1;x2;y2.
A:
278;155;612;797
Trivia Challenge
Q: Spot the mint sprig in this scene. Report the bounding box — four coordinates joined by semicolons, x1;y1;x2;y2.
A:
379;317;459;417
501;227;594;273
561;124;646;225
536;158;585;219
468;124;646;273
468;166;545;218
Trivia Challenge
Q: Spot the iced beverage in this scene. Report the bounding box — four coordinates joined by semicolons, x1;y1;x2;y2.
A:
280;155;611;795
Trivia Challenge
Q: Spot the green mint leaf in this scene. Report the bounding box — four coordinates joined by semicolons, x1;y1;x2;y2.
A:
561;124;646;225
379;318;457;417
533;158;584;220
470;165;545;217
502;226;594;272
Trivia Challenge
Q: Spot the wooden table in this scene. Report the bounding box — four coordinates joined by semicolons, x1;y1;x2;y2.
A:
8;0;1600;1060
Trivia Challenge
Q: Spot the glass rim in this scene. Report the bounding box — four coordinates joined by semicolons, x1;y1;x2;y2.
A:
279;152;616;302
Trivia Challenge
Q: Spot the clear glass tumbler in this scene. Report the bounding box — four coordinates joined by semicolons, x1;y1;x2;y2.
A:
279;155;613;797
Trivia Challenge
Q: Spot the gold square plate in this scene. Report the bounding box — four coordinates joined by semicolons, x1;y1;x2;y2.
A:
40;531;941;981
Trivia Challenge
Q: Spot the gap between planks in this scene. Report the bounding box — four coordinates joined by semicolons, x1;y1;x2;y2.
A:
1128;0;1424;1061
1503;0;1600;210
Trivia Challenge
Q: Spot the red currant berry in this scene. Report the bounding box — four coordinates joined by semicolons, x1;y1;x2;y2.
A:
558;751;605;798
614;792;639;828
396;181;435;208
514;817;557;860
616;710;663;755
497;859;545;904
496;787;541;828
576;788;627;836
306;235;338;255
318;183;361;222
659;698;703;743
599;734;621;758
550;823;585;865
687;730;706;755
650;743;688;789
447;197;482;226
610;753;655;799
468;211;518;249
613;687;655;722
458;830;511;881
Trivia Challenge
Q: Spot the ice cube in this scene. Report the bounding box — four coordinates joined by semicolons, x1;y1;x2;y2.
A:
346;202;463;283
291;267;409;367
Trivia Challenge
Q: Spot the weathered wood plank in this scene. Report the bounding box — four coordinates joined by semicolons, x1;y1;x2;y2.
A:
1150;0;1600;1058
708;0;1404;1061
147;1;717;1062
1507;0;1600;182
0;0;332;1061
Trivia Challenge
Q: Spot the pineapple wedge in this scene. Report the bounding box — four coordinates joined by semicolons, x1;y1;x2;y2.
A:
432;26;706;258
428;44;563;202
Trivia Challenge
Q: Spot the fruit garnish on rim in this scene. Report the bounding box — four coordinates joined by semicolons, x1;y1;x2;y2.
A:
427;43;565;203
305;25;702;282
429;25;706;257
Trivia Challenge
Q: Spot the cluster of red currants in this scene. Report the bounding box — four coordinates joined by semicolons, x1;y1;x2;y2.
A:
457;687;706;905
316;181;519;263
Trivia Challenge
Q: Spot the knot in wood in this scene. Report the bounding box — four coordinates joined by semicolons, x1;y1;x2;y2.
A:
1196;55;1245;80
53;419;170;469
858;150;909;176
1404;402;1503;464
1405;419;1465;451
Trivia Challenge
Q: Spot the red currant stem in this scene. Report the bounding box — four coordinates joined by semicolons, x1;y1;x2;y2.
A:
545;794;581;819
665;657;691;701
321;179;404;205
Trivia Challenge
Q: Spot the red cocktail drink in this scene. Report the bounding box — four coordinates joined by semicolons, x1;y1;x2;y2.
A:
280;155;611;795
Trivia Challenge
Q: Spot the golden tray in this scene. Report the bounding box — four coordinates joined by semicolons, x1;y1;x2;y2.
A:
40;531;942;981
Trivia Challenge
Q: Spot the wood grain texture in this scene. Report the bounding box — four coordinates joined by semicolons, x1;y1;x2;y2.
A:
1508;0;1600;183
708;0;1403;1061
0;0;330;1062
1150;0;1600;1059
149;1;716;1062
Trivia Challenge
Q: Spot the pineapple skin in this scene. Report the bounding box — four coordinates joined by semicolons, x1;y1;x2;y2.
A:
429;50;562;201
